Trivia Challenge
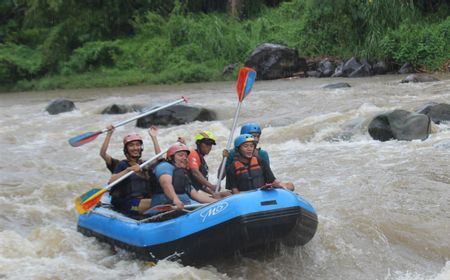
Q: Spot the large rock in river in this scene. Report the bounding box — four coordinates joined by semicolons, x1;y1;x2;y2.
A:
322;82;351;89
368;110;431;141
101;104;144;114
45;98;76;115
401;74;439;83
136;105;216;128
244;43;306;80
418;103;450;124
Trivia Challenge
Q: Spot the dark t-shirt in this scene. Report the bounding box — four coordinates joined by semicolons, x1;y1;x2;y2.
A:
225;157;276;191
106;158;120;173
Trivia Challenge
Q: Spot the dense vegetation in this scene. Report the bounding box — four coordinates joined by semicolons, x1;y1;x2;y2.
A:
0;0;449;91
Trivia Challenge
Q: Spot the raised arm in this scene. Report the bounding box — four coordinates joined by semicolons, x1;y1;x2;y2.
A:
148;126;161;154
100;124;115;165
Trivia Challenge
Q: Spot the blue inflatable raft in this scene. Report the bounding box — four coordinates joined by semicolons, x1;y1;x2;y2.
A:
77;188;318;264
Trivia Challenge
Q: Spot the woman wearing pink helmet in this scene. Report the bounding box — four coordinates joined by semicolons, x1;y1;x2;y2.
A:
150;143;217;210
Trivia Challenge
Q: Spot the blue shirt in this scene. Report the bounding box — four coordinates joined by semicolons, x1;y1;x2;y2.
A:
153;161;175;179
225;148;270;169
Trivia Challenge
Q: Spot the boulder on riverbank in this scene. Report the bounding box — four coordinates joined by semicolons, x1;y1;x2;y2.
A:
136;105;216;128
45;98;76;115
244;43;307;80
368;110;431;141
332;57;373;77
398;63;415;74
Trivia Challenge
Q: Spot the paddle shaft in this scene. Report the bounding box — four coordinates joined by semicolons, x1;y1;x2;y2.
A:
106;149;167;191
76;145;172;213
151;203;209;212
216;101;242;191
101;97;187;133
139;203;210;223
69;97;187;147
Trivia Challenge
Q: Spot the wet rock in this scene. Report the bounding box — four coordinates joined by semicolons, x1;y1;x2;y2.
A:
317;59;334;77
332;61;345;77
101;104;144;114
398;63;415;74
244;43;307;80
368;115;394;141
322;82;351;89
368;110;431;141
45;98;76;115
306;70;321;78
348;58;372;77
372;60;392;75
401;74;439;83
418;103;450;124
342;57;362;76
136;105;216;128
348;65;370;77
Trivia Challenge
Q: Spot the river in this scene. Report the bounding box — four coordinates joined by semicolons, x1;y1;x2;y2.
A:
0;75;449;280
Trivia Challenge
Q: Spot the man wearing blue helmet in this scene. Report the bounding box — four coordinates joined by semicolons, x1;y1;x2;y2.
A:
224;122;270;170
225;134;294;194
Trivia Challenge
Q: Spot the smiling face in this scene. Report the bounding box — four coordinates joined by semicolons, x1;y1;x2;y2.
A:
125;140;142;159
238;141;256;159
173;151;188;168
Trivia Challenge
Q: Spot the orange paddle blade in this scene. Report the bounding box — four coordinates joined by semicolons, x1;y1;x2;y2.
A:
74;188;107;214
236;67;257;102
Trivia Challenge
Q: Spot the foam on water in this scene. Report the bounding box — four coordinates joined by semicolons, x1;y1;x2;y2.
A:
0;76;449;279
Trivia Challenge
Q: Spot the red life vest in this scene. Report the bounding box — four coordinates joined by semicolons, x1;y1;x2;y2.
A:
233;156;266;191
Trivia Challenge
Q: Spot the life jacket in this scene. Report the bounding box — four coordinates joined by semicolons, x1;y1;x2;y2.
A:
233;156;266;191
110;160;151;209
152;161;193;195
189;149;209;190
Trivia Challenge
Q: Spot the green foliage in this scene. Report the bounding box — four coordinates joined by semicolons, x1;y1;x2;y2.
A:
3;0;450;91
0;43;42;85
380;16;450;70
61;41;122;74
353;0;419;58
131;12;166;37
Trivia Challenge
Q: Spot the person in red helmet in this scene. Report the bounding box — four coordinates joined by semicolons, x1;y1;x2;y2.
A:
108;133;155;216
150;143;217;209
100;124;160;173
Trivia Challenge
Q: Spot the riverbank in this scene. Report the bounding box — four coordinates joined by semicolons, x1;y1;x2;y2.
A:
1;1;449;93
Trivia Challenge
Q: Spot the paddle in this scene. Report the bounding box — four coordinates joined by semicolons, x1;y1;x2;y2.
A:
74;148;167;214
149;203;208;212
215;67;257;192
69;97;188;147
139;203;209;222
